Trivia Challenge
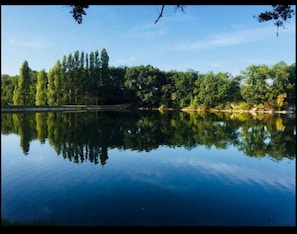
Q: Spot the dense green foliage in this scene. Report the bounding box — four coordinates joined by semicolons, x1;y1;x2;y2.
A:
12;61;31;106
35;70;48;105
1;48;296;111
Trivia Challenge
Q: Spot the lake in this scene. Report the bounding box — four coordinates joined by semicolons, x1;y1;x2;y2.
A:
1;110;295;226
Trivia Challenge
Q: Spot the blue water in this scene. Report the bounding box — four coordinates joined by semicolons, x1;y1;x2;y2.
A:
1;133;295;226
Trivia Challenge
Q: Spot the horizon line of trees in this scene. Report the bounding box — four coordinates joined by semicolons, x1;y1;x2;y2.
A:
1;48;296;111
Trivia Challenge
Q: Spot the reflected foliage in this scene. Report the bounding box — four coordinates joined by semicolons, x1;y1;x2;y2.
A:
1;111;295;164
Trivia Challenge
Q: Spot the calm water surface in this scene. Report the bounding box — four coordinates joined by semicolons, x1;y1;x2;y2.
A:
1;111;295;226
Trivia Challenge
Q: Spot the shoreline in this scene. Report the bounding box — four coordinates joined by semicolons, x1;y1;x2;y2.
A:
180;107;296;115
2;105;295;115
1;104;135;113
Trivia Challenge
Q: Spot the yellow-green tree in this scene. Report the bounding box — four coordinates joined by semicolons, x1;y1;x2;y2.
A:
276;93;287;111
35;70;48;105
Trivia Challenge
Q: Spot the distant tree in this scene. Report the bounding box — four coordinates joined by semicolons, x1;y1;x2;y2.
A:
35;69;48;105
79;51;85;103
73;50;81;104
99;48;110;104
13;60;31;105
61;55;68;103
88;51;96;100
268;61;290;107
100;48;109;81
240;65;271;106
197;72;221;107
287;63;296;106
159;71;174;107
47;68;56;105
85;52;89;97
27;70;38;105
67;53;74;104
124;65;164;107
108;66;128;103
1;75;18;105
53;60;63;105
172;70;197;108
94;50;101;104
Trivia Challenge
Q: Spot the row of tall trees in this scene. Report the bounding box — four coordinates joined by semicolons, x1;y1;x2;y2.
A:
40;48;111;105
1;48;296;110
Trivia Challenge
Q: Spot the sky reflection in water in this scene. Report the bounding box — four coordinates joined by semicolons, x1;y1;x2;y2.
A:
1;132;295;226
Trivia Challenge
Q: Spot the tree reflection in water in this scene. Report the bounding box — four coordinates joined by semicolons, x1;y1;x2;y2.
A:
1;110;295;165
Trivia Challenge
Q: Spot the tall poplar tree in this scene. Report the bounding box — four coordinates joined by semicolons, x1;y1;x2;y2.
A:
94;50;101;104
88;51;96;103
47;68;56;105
67;53;74;104
13;60;31;105
61;55;68;104
84;52;90;102
29;70;38;105
79;51;85;103
54;60;63;105
73;50;80;104
35;69;48;105
100;48;109;104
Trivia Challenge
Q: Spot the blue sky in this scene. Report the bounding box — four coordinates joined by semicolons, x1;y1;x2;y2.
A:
1;5;296;77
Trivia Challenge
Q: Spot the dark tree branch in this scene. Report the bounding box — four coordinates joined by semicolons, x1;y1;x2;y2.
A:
154;5;165;24
255;5;295;36
175;5;186;13
69;5;89;24
68;5;295;37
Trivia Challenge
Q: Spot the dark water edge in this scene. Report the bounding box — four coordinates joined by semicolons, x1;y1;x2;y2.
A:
1;105;295;116
1;104;135;113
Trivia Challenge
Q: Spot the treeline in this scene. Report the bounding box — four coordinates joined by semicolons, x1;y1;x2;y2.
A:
1;48;296;110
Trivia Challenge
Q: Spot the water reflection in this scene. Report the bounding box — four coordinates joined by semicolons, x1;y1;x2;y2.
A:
1;111;296;226
1;110;296;165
